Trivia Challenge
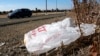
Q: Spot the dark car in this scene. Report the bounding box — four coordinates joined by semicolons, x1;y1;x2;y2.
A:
8;8;32;19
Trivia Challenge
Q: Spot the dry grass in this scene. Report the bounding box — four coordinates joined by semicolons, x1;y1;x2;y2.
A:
0;14;7;18
0;16;66;56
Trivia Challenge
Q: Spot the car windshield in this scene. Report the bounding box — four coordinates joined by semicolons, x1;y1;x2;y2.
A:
12;9;21;13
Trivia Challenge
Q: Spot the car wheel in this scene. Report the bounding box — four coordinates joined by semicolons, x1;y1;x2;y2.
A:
16;15;20;18
21;16;25;18
9;18;13;19
9;17;13;19
28;15;31;17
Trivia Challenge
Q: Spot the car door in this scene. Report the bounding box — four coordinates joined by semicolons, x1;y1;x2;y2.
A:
16;9;22;17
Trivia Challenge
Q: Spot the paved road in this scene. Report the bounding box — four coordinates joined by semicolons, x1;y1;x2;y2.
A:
0;14;65;26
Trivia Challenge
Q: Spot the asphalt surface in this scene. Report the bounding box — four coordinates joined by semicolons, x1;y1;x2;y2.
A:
0;14;65;26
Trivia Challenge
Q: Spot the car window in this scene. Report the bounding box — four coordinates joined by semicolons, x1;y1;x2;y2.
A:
21;9;29;12
13;9;21;13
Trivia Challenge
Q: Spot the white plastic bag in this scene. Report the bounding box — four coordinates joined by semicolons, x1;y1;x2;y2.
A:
24;18;96;54
80;23;96;36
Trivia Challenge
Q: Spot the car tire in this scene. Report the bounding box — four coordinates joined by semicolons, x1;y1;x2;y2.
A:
16;15;20;18
9;17;13;19
28;15;31;17
8;16;12;19
21;16;25;18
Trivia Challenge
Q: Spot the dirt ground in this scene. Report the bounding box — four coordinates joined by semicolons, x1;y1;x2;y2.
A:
0;16;67;56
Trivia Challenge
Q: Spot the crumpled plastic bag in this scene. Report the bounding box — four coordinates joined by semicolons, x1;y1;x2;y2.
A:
24;18;96;54
80;23;96;36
